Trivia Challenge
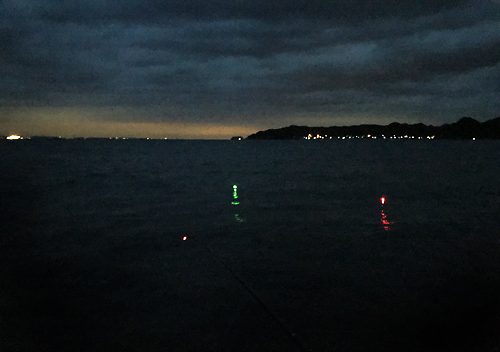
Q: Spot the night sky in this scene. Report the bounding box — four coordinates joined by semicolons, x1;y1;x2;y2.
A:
1;0;499;139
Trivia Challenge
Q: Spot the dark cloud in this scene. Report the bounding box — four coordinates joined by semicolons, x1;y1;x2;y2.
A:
1;0;499;137
36;0;471;24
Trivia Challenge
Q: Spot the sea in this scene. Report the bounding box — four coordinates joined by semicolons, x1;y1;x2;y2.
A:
1;138;500;351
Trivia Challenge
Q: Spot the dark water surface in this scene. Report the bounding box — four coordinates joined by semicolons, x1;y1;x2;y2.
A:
1;139;500;351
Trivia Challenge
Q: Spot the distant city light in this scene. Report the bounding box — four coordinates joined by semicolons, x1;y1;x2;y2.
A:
183;236;187;241
6;135;22;140
381;197;385;205
299;133;441;141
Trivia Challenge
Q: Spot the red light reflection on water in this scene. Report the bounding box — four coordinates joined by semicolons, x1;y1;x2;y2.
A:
381;196;389;230
381;210;390;230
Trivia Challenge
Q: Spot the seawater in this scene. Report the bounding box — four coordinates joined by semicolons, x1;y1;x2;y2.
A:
1;139;500;351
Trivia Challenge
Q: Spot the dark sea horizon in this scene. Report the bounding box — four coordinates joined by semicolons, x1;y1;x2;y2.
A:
2;139;500;351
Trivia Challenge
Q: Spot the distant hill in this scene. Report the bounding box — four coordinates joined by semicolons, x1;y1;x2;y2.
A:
246;117;500;140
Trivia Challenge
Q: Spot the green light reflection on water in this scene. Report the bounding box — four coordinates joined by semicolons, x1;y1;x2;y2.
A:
234;214;244;223
232;185;244;222
232;184;240;205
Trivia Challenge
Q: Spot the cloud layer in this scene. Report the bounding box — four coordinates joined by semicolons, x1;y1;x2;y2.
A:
1;0;499;137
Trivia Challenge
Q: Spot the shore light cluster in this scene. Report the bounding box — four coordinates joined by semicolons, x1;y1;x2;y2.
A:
304;134;436;140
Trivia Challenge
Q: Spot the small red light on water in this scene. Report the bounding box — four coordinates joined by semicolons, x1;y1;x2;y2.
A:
381;197;385;205
183;236;187;241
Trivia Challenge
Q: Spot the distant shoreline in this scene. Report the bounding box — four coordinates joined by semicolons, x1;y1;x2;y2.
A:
246;116;500;140
3;116;500;141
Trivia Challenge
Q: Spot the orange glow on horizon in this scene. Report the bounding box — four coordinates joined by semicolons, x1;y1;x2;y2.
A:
0;107;260;139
